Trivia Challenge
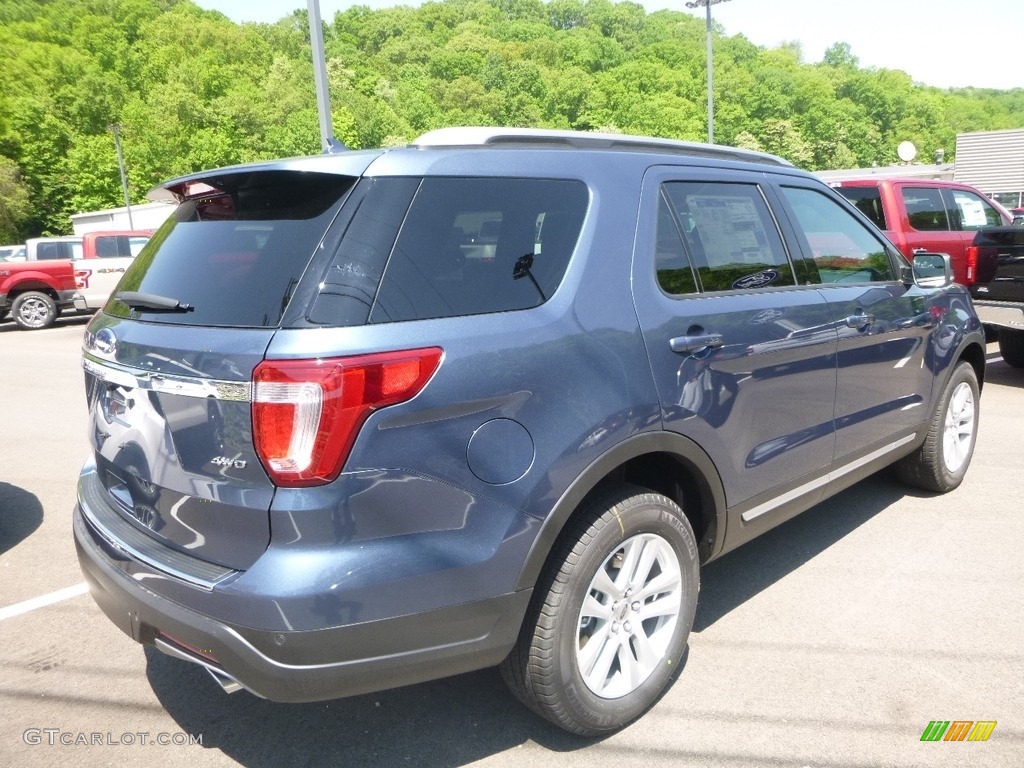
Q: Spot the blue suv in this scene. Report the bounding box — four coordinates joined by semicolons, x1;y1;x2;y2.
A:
74;127;985;735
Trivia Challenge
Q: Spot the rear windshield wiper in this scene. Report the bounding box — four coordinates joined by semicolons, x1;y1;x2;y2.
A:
115;291;194;312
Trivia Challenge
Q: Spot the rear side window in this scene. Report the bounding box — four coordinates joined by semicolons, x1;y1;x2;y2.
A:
95;236;120;258
367;178;587;323
661;181;795;293
781;186;895;283
107;171;353;327
902;187;949;231
834;186;887;229
95;235;150;258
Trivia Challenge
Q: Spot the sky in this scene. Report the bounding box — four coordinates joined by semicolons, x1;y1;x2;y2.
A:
195;0;1023;91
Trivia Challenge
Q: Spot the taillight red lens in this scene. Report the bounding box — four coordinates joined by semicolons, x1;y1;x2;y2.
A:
253;348;442;487
965;245;978;284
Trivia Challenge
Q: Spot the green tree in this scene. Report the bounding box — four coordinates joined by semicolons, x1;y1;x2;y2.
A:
0;156;31;242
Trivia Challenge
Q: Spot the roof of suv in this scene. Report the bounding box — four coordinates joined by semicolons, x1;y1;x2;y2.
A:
410;127;793;166
149;127;794;202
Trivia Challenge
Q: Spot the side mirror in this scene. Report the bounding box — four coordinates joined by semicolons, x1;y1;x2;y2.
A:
904;251;952;288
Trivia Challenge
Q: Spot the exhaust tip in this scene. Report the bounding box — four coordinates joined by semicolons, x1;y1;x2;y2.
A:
206;666;244;694
154;635;246;695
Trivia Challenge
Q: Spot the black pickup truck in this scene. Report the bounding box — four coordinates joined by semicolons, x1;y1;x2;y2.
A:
969;226;1024;367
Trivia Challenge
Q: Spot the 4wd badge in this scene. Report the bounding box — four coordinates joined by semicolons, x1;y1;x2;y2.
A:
211;456;247;469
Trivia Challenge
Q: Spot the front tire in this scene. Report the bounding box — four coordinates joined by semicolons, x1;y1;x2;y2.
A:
997;328;1024;368
501;484;699;735
11;291;57;330
895;361;979;492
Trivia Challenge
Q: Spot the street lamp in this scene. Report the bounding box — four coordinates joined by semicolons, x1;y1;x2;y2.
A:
686;0;732;144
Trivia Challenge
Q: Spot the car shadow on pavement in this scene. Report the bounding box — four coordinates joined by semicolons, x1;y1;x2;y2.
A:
0;482;43;555
693;471;908;632
145;472;907;766
984;356;1024;388
146;646;596;766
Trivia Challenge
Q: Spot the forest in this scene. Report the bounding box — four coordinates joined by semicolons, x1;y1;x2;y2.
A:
1;0;1022;240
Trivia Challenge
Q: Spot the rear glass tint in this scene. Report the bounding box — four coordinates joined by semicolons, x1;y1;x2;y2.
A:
369;177;587;323
106;172;353;327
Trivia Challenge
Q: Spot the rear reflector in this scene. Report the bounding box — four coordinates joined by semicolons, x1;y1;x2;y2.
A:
253;348;442;487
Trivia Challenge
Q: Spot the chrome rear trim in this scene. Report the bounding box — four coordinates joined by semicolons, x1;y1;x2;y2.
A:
83;355;251;402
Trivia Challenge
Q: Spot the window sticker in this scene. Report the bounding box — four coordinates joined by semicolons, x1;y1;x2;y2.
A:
687;195;774;266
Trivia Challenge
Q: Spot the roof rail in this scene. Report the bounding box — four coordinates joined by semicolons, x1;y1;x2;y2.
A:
411;127;793;167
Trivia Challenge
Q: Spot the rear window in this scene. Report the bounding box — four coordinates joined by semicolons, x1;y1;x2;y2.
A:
308;177;588;326
106;171;354;327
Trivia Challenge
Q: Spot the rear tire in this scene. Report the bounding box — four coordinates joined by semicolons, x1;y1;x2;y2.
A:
997;328;1024;368
11;291;57;330
895;361;979;492
501;484;699;735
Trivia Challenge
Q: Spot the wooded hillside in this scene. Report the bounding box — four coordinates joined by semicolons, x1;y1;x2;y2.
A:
1;0;1021;239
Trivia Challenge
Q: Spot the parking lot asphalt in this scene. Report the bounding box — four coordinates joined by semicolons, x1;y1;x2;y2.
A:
1;316;1021;767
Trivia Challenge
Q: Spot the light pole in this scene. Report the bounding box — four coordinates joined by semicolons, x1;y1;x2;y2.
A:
686;0;732;144
109;124;134;229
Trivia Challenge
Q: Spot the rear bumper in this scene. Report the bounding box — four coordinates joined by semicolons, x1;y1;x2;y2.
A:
972;301;1024;331
74;504;531;702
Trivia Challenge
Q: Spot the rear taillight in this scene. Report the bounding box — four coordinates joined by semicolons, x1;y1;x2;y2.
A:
75;268;91;289
252;348;442;487
965;245;978;284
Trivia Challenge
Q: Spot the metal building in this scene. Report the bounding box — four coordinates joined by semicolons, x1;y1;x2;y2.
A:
954;128;1024;210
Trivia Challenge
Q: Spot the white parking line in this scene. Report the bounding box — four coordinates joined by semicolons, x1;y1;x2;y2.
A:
0;582;89;621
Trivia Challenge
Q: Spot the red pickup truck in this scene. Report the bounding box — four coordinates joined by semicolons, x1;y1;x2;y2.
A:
2;229;153;329
0;259;81;329
831;178;1011;286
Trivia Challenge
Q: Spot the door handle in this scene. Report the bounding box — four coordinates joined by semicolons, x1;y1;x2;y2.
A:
669;333;724;354
844;313;874;329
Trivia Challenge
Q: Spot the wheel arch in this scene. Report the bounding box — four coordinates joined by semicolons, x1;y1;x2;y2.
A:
956;339;986;392
514;431;727;592
4;278;62;301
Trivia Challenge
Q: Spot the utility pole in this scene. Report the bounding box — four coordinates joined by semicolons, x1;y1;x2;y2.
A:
109;123;134;229
685;0;733;144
